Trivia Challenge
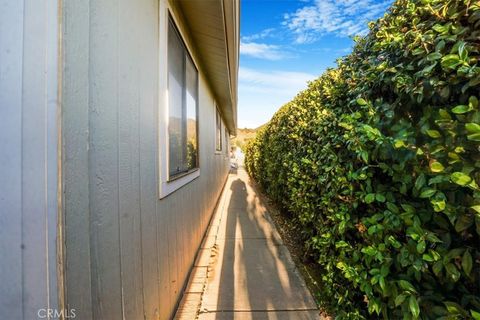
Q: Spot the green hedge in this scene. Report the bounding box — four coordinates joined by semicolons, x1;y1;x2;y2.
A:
244;0;480;319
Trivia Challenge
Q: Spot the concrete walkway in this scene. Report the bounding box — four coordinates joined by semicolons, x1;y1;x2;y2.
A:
175;167;320;320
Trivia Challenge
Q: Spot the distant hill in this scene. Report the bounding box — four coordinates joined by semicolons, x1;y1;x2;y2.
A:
233;125;264;150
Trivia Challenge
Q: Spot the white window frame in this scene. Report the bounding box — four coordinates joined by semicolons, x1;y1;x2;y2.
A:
158;0;200;199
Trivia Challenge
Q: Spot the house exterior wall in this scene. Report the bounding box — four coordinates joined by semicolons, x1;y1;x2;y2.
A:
62;1;231;320
0;0;60;319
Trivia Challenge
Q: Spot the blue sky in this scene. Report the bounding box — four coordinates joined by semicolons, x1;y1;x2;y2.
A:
238;0;393;128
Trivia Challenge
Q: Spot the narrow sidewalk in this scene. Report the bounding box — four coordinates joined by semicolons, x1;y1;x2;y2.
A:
175;167;320;320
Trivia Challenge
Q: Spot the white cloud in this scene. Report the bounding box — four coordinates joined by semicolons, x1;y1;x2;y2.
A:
240;41;286;60
238;67;317;128
239;67;315;93
241;28;275;42
283;0;392;43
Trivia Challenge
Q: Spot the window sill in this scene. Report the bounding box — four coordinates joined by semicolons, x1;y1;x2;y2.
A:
215;151;223;155
159;168;200;199
168;168;199;182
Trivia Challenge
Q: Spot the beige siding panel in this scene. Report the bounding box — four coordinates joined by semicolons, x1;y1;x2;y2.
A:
62;0;93;318
118;0;145;318
136;0;162;319
0;1;24;317
22;0;49;317
0;0;60;318
88;0;124;319
62;0;230;319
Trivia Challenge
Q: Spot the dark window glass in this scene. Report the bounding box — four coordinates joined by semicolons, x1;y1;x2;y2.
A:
168;18;198;178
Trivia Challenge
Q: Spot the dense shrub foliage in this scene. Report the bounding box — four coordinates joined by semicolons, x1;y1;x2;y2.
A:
244;0;480;318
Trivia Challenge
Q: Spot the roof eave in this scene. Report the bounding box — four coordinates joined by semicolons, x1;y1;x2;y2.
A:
176;0;239;135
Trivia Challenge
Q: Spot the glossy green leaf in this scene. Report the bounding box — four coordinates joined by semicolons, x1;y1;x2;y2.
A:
471;205;480;213
462;250;472;276
415;174;426;190
365;193;375;204
395;294;406;307
450;172;472;186
427;52;442;61
409;295;420;318
445;263;460;282
356;98;367;106
420;188;436;198
432;261;443;276
444;302;468;316
467;133;480;141
458;41;468;60
430;161;444;173
465;123;480;134
431;199;446;212
375;193;386;202
399;280;417;293
417;240;426;254
441;54;461;70
455;214;473;232
451;105;470;114
471;310;480;320
426;130;441;138
469;96;479;109
433;24;448;33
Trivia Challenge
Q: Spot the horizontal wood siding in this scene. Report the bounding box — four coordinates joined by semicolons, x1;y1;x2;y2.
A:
62;0;231;319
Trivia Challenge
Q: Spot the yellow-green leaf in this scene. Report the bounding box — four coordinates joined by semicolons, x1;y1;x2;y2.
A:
430;161;444;173
465;123;480;134
394;139;406;148
431;199;446;212
356;98;367;106
451;172;472;186
471;310;480;320
426;130;441;138
468;133;480;141
452;105;470;114
365;193;375;204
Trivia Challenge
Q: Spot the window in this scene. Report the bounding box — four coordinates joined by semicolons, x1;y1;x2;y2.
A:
168;17;198;179
215;107;222;152
159;10;200;198
225;126;229;157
